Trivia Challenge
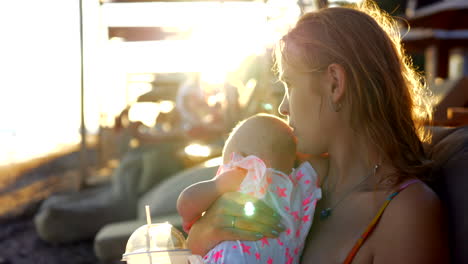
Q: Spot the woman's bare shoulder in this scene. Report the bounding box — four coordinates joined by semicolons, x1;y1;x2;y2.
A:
371;181;449;263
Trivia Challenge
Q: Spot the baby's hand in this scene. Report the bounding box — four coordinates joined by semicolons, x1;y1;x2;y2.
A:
214;167;247;194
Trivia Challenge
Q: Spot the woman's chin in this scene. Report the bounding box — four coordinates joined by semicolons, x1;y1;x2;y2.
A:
297;144;324;157
297;145;314;155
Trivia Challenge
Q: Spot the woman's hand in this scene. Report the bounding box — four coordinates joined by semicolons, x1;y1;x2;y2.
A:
186;192;285;256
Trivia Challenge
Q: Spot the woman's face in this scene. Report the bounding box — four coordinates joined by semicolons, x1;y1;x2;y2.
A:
278;62;333;155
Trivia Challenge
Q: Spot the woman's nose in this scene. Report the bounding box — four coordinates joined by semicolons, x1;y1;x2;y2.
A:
278;95;289;116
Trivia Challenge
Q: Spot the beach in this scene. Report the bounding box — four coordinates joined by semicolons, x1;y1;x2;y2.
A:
0;148;103;264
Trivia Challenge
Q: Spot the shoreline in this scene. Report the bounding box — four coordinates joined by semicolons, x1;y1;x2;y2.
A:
0;135;98;192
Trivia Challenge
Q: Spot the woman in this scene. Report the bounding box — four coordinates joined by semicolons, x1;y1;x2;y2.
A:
186;2;449;263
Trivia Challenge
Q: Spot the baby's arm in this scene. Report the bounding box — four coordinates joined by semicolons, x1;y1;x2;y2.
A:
177;168;247;230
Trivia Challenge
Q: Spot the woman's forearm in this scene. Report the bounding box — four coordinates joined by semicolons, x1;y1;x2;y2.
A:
185;191;283;257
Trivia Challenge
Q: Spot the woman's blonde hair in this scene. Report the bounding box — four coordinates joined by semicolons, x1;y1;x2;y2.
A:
274;1;433;186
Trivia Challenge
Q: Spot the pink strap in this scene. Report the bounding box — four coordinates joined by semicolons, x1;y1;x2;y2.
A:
344;178;423;263
398;179;421;191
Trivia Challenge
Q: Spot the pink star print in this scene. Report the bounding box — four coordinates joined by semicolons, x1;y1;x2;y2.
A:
296;229;301;238
286;228;291;235
267;257;273;264
304;180;311;184
260;237;270;247
276;186;287;197
291;211;299;221
255;252;261;260
288;174;298;187
294;247;300;255
304;206;309;211
284;206;290;211
302;215;310;222
302;196;311;206
212;249;224;262
296;170;304;181
232;245;237;249
240;243;251;255
267;176;272;184
286;255;294;264
276;238;284;246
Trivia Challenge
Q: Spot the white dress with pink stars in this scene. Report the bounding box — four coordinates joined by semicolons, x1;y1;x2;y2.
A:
203;153;322;264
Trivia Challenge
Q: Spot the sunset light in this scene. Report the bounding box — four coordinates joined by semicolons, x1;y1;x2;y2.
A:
0;0;302;165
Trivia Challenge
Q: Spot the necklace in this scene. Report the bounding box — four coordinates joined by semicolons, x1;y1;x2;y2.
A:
320;164;380;220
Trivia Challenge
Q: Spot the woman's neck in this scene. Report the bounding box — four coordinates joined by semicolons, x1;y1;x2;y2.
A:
324;130;384;196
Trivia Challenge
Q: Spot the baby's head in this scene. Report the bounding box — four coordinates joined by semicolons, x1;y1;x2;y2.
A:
223;114;297;174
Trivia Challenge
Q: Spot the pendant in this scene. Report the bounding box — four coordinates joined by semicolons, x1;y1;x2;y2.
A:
320;208;332;220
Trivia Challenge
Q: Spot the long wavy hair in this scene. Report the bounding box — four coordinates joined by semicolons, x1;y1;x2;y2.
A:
273;1;433;186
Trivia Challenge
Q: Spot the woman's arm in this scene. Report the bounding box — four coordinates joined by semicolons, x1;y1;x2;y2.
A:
186;192;286;256
177;168;247;229
372;182;449;263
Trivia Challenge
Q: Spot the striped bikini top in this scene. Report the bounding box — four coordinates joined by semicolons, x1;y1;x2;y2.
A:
343;179;421;264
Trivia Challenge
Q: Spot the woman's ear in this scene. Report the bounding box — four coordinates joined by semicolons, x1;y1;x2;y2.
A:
326;63;346;104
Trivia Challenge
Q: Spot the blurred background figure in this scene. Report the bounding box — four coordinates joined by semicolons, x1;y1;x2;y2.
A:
34;101;188;243
34;70;234;243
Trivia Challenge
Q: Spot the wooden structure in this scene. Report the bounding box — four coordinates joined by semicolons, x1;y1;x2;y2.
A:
403;0;468;126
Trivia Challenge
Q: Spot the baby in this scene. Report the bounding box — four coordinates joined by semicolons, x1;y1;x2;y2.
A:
177;114;322;263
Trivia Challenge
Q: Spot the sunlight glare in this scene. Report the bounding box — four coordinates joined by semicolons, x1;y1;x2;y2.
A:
101;1;273;96
127;82;153;103
238;78;258;107
244;201;255;217
204;156;223;167
158;100;175;113
128;102;160;127
128;73;156;83
184;144;211;157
